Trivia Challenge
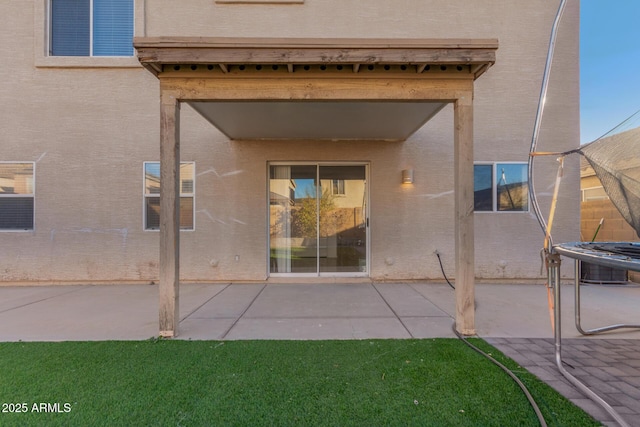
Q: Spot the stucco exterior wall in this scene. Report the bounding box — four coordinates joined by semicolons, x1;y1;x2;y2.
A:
0;0;580;284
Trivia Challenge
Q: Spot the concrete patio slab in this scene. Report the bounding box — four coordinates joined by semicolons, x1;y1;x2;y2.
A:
178;283;229;317
0;285;85;312
1;281;640;426
374;282;449;317
177;318;238;340
241;283;394;319
401;316;457;338
0;283;225;341
222;317;411;340
0;285;156;341
184;283;264;319
1;282;639;341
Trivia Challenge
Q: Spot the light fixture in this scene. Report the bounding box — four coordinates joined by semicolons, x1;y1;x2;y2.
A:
402;169;414;184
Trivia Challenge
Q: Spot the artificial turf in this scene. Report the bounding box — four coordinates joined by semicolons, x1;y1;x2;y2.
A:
0;339;599;426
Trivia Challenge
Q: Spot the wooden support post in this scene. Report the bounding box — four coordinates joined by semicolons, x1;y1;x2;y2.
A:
454;93;475;336
159;91;181;338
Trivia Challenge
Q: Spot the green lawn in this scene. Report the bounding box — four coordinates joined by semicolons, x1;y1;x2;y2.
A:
0;339;599;426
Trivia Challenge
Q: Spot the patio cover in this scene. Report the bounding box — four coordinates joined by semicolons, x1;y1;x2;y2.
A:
134;37;498;337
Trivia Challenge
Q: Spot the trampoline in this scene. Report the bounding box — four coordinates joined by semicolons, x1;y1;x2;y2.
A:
554;242;640;335
549;242;640;427
526;0;640;424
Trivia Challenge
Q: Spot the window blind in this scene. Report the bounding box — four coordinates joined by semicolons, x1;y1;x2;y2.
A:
93;0;134;56
0;163;34;230
50;0;133;57
0;199;34;230
50;0;90;56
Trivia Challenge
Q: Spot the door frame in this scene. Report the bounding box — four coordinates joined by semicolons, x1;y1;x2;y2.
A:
267;161;370;278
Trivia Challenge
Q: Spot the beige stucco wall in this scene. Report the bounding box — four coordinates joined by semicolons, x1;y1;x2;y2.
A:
0;0;580;284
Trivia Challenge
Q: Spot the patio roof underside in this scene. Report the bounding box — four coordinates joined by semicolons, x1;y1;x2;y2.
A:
135;37;498;141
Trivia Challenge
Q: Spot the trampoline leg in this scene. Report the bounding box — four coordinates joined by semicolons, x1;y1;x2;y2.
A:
552;254;631;427
574;259;640;335
552;256;562;368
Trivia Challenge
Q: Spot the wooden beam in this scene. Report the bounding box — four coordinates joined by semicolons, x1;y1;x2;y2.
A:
159;91;181;338
471;64;490;79
134;36;498;50
138;46;496;67
134;38;497;77
218;63;228;73
453;92;475;336
158;77;473;102
140;62;161;76
147;63;163;75
469;63;484;75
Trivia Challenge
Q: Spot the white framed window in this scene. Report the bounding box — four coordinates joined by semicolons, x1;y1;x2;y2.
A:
35;0;142;68
331;179;345;195
474;162;529;212
0;163;35;231
49;0;134;57
143;162;195;231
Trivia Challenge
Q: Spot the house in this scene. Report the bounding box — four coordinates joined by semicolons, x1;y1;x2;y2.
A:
580;126;640;243
1;1;580;336
581;162;640;242
580;126;640;283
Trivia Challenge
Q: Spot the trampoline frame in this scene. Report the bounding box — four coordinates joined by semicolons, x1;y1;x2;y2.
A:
551;242;640;427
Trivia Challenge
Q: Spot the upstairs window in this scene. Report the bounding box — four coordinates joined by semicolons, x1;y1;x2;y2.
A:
50;0;134;57
331;179;345;195
0;163;35;231
474;163;529;212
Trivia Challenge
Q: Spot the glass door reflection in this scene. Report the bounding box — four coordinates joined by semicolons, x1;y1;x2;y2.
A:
318;166;367;273
269;164;368;275
270;165;318;273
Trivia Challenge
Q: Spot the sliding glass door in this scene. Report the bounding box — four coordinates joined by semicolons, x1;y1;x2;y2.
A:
269;163;368;276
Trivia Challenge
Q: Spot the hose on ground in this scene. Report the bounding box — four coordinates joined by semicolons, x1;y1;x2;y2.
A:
452;323;548;427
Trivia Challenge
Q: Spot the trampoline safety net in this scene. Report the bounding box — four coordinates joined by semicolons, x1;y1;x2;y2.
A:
580;126;640;239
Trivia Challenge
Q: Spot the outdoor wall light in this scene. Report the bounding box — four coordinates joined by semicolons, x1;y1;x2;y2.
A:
402;169;414;184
